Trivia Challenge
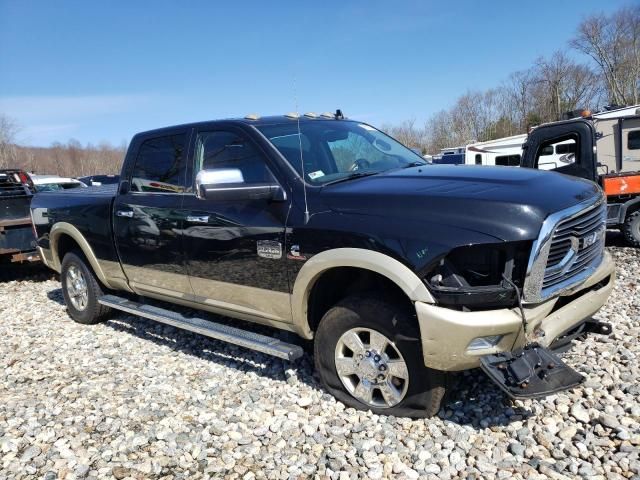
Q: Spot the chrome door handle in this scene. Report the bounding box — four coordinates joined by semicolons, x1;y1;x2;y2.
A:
116;210;134;218
186;215;209;223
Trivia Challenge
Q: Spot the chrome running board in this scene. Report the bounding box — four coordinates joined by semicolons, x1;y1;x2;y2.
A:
98;294;304;361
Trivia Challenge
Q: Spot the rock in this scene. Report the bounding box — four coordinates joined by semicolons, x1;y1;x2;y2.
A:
617;429;631;440
509;442;526;457
112;467;133;479
74;464;90;478
598;413;620;430
404;468;419;479
571;404;590;424
424;463;441;475
20;445;41;462
558;426;577;440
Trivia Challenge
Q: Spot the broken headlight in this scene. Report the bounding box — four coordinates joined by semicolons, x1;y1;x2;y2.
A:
425;242;530;310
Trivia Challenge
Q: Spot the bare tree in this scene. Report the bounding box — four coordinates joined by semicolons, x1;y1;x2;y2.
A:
424;110;455;153
0;114;20;169
570;6;640;105
533;51;600;121
382;118;426;151
503;70;537;131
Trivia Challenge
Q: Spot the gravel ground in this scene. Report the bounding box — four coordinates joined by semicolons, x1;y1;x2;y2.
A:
0;237;638;480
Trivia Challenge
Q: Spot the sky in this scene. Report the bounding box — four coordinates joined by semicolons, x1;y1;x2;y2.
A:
0;0;633;147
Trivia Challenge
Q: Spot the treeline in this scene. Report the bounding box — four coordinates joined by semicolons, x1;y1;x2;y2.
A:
13;141;126;177
383;5;640;154
0;114;126;177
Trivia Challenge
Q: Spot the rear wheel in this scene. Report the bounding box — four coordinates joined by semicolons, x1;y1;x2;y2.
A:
314;295;447;418
623;211;640;247
61;251;112;324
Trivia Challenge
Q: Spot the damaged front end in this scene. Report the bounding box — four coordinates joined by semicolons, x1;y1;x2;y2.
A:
480;317;612;400
425;241;530;311
419;215;614;399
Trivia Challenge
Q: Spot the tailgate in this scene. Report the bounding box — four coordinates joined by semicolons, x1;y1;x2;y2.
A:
0;196;32;221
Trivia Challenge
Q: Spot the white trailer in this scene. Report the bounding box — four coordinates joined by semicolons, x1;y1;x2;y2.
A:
463;105;640;169
464;134;527;166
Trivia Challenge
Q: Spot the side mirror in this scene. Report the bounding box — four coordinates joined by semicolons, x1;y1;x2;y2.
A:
119;180;130;195
195;168;286;202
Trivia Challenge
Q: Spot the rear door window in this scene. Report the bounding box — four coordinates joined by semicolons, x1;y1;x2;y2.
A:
131;134;188;193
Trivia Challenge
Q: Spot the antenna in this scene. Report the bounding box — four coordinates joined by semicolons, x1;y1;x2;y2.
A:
293;76;310;224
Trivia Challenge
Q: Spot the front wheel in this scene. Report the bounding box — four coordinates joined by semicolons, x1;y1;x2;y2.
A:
623;211;640;247
61;251;112;324
314;295;447;418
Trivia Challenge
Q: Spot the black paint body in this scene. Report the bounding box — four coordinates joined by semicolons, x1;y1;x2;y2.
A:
31;117;600;300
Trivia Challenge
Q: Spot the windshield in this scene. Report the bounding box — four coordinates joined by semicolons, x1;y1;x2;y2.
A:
257;120;426;185
35;182;84;192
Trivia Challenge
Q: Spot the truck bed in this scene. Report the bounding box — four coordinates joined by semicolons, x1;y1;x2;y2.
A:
31;184;120;265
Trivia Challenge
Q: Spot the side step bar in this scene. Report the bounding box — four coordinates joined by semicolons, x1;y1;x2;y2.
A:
98;294;304;361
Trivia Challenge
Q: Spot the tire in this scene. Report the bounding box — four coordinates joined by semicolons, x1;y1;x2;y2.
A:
623;211;640;247
314;295;447;418
60;250;112;324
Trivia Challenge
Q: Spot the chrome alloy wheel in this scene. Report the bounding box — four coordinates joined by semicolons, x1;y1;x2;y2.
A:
66;264;89;311
334;327;409;408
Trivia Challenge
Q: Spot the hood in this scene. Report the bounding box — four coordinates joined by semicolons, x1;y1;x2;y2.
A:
319;165;600;242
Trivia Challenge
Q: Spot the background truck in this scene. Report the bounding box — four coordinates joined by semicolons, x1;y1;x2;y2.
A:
0;169;39;264
32;114;614;417
521;105;640;246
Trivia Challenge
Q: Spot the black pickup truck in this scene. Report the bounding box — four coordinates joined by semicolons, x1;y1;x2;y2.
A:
32;113;615;417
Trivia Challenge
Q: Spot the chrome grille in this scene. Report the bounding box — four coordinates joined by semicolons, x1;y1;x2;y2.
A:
542;200;606;290
523;193;607;304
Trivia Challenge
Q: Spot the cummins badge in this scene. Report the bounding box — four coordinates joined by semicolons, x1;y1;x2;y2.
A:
257;240;282;259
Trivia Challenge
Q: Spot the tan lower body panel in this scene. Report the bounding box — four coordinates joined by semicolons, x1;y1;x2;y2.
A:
127;268;294;330
126;265;193;298
416;252;615;371
188;276;293;324
133;287;297;333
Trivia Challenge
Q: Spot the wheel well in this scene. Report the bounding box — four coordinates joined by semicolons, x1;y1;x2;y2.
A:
307;267;415;333
56;233;82;264
626;202;640;218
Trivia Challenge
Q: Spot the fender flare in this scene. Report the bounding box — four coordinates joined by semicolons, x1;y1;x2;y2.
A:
49;222;116;290
620;196;640;222
291;248;434;339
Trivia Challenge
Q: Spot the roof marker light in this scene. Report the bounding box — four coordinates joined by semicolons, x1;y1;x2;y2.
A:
304;112;318;118
285;112;299;119
245;113;260;120
320;112;334;119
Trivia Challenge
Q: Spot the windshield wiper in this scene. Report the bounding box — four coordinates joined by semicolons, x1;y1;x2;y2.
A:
401;161;427;168
322;171;380;186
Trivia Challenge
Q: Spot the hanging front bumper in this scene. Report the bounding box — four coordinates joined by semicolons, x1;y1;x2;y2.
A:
415;251;615;371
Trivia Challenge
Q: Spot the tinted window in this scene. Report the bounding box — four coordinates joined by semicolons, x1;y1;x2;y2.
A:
495;154;521;166
555;142;576;154
131;134;187;193
475;154;481;165
629;130;640;150
540;145;554;156
195;131;274;183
